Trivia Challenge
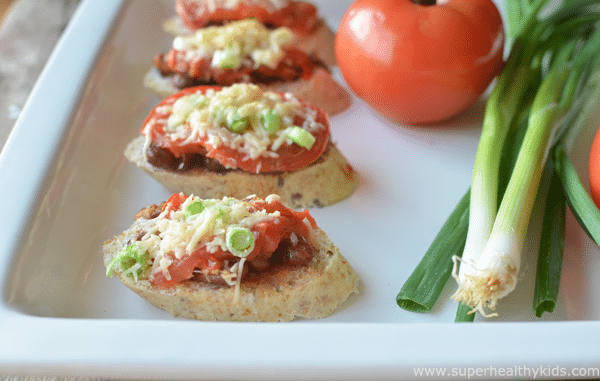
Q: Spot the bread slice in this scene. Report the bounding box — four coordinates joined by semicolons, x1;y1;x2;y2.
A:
125;136;358;209
163;17;337;67
103;210;360;322
143;65;351;117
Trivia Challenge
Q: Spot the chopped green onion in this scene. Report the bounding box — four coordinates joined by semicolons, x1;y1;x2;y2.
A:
223;108;250;134
185;199;205;217
261;109;281;135
106;243;150;278
285;126;315;149
226;226;255;258
212;47;241;69
229;117;250;134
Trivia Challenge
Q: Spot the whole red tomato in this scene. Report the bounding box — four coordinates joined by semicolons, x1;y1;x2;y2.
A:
335;0;505;125
589;125;600;208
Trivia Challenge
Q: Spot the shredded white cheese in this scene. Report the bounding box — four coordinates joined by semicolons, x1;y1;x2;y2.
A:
137;194;281;283
203;0;288;13
144;84;324;170
172;19;295;70
234;257;247;302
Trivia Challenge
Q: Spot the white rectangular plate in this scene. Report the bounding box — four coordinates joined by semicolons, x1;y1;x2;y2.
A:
1;0;600;379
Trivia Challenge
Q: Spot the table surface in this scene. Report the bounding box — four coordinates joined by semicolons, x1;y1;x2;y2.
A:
0;0;80;152
0;0;13;20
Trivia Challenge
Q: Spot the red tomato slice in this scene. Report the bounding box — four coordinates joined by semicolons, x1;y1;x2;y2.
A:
149;196;316;287
175;0;318;37
151;245;235;288
140;85;330;173
589;125;600;208
161;192;189;215
160;47;315;87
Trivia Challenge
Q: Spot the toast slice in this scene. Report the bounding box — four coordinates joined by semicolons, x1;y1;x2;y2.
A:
103;196;360;322
125;136;359;209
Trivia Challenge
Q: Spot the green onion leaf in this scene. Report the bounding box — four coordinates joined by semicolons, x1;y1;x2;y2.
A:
554;142;600;246
396;190;470;313
455;302;476;323
533;166;566;317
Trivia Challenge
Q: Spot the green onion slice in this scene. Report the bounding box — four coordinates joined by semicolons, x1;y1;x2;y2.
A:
285;126;315;149
226;226;255;257
261;109;281;135
185;199;206;217
228;117;250;134
106;243;150;278
213;47;241;70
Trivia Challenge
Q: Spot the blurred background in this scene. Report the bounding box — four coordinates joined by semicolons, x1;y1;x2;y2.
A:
0;0;80;151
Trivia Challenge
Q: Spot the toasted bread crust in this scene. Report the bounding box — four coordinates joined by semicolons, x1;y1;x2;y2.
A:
103;222;359;321
125;136;359;209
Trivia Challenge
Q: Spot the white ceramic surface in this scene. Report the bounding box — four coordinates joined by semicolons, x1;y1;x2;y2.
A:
1;0;599;379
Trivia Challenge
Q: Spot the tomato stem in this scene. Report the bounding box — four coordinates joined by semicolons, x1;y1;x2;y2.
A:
412;0;436;5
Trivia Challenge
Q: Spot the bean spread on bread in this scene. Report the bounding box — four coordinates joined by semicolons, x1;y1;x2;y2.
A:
107;194;317;290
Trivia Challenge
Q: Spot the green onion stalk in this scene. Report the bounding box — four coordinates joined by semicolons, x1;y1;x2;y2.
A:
448;0;552;316
534;64;600;316
452;7;600;317
452;64;571;317
553;70;600;244
533;159;566;317
453;54;540;316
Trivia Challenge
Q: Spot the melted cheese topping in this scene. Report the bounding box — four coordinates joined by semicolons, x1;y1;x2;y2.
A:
136;194;282;281
203;0;288;13
147;83;323;166
173;19;295;69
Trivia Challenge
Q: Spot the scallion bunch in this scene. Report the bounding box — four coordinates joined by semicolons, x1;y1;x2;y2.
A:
397;0;600;320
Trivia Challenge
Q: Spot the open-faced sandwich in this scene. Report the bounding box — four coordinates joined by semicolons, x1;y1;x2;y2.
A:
164;0;337;67
125;83;358;208
103;193;360;321
146;18;351;116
